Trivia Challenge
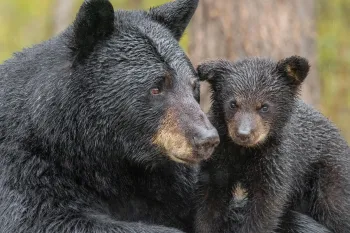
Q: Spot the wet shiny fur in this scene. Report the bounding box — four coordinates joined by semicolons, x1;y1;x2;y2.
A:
195;57;349;233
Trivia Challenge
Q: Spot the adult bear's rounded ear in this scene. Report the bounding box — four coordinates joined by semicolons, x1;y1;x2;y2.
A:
149;0;199;41
276;56;310;88
71;0;115;60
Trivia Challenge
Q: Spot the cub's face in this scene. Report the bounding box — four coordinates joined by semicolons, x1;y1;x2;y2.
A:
223;90;278;147
198;57;310;147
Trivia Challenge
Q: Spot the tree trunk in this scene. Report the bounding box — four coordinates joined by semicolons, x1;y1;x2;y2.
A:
189;0;318;112
52;0;75;35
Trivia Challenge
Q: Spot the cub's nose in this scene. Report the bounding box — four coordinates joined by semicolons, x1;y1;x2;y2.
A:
193;128;220;159
237;126;252;142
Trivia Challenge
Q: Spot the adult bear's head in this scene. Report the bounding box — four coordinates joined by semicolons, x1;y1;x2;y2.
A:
33;0;219;166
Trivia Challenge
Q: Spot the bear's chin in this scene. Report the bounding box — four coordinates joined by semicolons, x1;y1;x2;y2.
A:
167;153;204;165
231;135;268;148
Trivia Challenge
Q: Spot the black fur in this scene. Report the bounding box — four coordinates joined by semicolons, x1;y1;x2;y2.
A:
277;211;332;233
72;0;115;60
149;0;198;40
195;57;350;233
0;0;219;232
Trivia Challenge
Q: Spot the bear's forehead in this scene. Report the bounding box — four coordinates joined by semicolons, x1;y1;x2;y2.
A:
226;59;279;86
116;10;185;61
231;59;275;77
114;10;196;80
223;61;287;99
142;23;190;68
226;75;284;97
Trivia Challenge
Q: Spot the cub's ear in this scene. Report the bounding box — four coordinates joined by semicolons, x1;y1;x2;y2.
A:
197;60;231;85
71;0;115;59
149;0;199;41
276;56;310;87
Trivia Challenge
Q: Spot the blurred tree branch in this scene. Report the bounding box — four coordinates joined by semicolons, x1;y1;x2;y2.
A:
53;0;75;35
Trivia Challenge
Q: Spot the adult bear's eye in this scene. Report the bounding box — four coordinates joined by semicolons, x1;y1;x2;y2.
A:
151;75;170;96
150;88;161;95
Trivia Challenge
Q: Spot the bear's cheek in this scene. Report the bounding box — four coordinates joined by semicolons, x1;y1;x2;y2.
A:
253;128;269;146
151;109;194;163
253;116;272;145
226;119;237;139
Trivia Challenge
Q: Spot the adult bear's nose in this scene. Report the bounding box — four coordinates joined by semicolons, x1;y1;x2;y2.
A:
193;128;220;160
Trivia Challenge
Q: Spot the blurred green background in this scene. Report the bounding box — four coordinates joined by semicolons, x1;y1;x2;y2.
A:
0;0;349;142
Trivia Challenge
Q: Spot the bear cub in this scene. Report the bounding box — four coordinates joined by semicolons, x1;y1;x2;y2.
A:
195;56;350;233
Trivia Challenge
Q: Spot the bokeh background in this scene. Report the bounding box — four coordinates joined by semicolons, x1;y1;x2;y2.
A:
0;0;349;142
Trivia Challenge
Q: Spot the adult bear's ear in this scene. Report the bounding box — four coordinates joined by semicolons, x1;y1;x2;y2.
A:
71;0;115;60
276;56;310;88
197;59;231;91
149;0;199;41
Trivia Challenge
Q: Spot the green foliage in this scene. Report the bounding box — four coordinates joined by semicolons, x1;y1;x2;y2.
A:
0;0;51;62
317;0;350;141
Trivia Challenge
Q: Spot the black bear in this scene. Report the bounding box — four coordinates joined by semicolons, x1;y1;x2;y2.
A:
0;0;220;232
195;56;350;233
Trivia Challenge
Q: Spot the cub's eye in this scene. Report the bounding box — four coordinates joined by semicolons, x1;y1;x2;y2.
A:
150;88;161;95
260;104;269;113
230;101;237;109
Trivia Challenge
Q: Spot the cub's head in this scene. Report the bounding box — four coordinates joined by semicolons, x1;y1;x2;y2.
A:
52;0;219;165
197;56;309;147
